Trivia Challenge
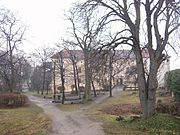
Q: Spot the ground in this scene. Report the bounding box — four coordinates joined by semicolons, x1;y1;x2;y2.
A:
85;90;180;135
0;104;50;135
25;86;123;135
1;87;180;135
28;95;104;135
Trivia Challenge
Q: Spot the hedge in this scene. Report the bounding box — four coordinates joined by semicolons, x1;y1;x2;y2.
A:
166;69;180;101
0;93;27;108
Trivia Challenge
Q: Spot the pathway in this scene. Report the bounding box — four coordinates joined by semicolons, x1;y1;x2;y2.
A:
28;95;104;135
27;85;123;135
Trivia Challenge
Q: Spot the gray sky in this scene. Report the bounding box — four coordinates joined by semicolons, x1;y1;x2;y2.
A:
0;0;75;53
0;0;180;70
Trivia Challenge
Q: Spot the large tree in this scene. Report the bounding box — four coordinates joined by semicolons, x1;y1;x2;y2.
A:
35;46;53;95
14;53;32;92
0;8;26;92
53;50;66;104
30;65;43;93
65;7;105;101
82;0;180;117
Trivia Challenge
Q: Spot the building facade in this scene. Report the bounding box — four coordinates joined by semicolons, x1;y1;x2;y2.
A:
51;49;169;93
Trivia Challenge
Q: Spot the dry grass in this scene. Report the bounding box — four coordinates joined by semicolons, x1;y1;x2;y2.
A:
86;90;180;135
0;104;51;135
86;91;139;119
85;91;144;135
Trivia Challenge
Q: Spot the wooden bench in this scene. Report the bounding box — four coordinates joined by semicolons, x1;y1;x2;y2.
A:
65;96;81;101
123;85;138;91
95;89;106;95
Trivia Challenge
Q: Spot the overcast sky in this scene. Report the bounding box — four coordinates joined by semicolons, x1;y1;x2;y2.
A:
0;0;180;70
0;0;76;53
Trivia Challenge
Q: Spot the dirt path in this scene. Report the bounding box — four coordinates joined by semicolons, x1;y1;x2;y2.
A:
28;95;105;135
27;86;123;135
84;85;124;109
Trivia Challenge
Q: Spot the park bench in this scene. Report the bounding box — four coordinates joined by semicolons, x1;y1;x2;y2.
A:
64;95;82;104
123;85;138;91
52;93;82;104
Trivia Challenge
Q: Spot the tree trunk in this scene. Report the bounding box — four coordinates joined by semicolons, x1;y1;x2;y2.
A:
84;50;91;101
134;46;149;118
46;81;49;95
59;54;65;104
53;62;56;100
61;69;65;104
109;55;113;97
146;60;159;116
9;40;14;93
75;63;81;98
42;66;46;95
134;47;159;118
91;79;96;97
72;62;78;94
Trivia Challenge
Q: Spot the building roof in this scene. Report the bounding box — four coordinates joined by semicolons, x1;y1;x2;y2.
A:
51;49;84;60
51;48;149;60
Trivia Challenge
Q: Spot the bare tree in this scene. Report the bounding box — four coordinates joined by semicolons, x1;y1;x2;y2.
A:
15;53;32;92
44;62;52;95
52;50;66;104
89;49;108;97
35;46;54;95
0;9;26;92
98;49;130;97
82;0;180;117
64;7;105;101
30;65;43;94
65;48;81;95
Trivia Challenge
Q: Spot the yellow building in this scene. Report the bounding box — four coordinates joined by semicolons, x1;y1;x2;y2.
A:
51;49;148;93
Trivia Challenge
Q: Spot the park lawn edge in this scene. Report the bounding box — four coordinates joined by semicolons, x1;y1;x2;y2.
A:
0;103;52;135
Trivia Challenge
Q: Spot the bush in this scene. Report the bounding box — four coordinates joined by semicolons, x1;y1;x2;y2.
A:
166;69;180;101
157;101;180;116
0;93;27;108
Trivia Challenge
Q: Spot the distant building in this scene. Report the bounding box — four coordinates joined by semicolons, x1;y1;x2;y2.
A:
157;57;170;88
51;49;169;93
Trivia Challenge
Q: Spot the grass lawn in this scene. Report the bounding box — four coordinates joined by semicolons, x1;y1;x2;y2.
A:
86;90;180;135
0;104;51;135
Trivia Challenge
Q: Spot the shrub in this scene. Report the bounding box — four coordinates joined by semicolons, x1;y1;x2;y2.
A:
166;69;180;101
0;93;27;108
156;101;180;116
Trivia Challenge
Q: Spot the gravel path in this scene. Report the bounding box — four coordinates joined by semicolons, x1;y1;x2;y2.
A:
27;86;123;135
28;95;105;135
